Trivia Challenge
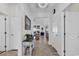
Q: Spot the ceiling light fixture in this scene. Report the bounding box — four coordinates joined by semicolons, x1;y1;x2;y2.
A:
38;3;48;8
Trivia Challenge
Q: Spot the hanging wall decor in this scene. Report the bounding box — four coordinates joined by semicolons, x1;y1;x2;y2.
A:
25;15;31;30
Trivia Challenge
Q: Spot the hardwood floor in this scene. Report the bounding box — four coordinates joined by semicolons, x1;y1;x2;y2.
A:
32;37;59;56
0;50;17;56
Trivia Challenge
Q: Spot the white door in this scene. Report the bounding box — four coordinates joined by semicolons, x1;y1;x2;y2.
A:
65;12;79;56
0;15;5;51
10;17;18;50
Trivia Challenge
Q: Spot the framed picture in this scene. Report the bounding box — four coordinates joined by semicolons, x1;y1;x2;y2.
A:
37;25;40;29
33;25;36;28
25;15;31;30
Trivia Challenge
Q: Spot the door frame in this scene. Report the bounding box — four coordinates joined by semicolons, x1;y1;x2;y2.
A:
0;15;8;52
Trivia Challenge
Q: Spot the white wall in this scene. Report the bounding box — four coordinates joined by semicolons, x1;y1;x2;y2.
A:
51;13;64;56
0;3;8;15
50;3;71;56
64;3;79;12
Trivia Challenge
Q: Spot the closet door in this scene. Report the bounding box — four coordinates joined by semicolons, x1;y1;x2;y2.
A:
0;15;5;51
65;12;79;56
10;17;18;50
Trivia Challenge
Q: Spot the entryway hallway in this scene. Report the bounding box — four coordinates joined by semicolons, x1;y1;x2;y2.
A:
1;3;79;56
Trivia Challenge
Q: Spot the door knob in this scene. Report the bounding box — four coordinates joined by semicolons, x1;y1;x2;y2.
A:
11;34;14;36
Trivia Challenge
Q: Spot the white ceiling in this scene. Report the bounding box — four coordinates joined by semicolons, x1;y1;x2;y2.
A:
6;3;57;17
24;3;56;13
